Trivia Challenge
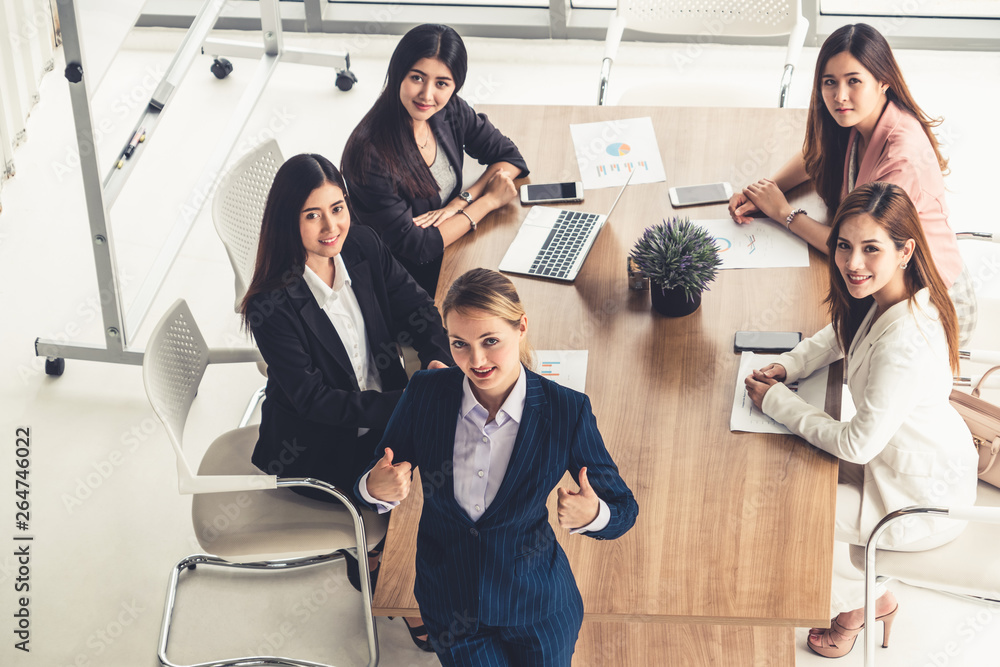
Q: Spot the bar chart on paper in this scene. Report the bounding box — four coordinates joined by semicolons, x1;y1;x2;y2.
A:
535;350;589;393
570;117;666;190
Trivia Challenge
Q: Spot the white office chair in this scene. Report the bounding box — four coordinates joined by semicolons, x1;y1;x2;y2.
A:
598;0;809;107
212;138;283;426
850;482;1000;666
144;298;387;667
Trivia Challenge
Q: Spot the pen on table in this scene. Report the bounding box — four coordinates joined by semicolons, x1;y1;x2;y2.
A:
116;128;146;168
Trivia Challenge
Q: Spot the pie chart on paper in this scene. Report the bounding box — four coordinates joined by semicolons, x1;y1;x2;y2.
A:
606;142;631;156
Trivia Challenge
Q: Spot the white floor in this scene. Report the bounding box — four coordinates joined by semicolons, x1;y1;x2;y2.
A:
1;27;999;667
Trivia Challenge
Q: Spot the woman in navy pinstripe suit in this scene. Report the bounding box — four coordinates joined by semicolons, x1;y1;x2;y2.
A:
356;269;638;666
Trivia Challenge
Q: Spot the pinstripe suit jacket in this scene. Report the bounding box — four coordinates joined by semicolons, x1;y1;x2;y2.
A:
356;366;638;630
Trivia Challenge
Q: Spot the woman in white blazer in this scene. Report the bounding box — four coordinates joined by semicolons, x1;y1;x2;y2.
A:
745;181;978;659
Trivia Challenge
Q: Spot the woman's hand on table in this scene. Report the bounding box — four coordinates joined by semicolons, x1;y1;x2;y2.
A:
557;467;600;530
756;363;787;382
413;199;465;228
744;367;784;411
481;169;517;209
365;447;412;502
728;190;759;224
742;179;792;224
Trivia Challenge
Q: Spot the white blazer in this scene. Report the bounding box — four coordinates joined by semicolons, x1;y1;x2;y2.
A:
762;288;978;550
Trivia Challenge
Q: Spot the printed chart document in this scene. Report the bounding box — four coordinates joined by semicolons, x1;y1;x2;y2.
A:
570;117;666;190
692;219;809;269
731;352;829;435
535;350;588;393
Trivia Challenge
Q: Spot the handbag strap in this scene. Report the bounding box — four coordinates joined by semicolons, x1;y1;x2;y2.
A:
972;365;1000;398
978;436;1000;476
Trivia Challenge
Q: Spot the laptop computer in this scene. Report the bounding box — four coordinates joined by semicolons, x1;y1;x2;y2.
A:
498;170;634;282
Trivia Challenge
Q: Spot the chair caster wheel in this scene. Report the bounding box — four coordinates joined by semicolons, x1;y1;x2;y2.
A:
211;58;233;79
336;69;357;91
45;358;65;376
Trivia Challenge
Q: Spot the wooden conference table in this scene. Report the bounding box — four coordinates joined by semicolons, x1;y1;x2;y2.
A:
373;105;841;665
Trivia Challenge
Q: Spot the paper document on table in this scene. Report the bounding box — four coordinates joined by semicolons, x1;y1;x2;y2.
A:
731;352;829;434
535;350;588;393
691;219;810;269
569;117;667;190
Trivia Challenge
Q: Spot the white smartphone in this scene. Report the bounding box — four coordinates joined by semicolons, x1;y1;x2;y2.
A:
519;182;584;205
669;182;733;208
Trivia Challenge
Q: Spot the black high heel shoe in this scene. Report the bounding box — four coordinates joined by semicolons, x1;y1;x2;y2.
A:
402;618;435;653
336;549;380;593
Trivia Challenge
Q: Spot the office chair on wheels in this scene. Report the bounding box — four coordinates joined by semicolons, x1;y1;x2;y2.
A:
598;0;809;107
212;138;284;427
144;298;387;667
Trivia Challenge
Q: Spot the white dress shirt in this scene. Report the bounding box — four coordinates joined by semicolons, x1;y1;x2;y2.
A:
361;365;610;534
303;257;382;436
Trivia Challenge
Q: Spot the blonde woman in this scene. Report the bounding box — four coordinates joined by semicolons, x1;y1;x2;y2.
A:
356;268;638;665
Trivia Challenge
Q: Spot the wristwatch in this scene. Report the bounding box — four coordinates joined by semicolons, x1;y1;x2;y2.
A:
459;191;474;206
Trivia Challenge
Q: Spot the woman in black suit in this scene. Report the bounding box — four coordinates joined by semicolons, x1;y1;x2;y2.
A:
239;153;451;649
341;23;529;296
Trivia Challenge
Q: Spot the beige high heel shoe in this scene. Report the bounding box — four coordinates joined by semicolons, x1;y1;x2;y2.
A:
807;604;899;658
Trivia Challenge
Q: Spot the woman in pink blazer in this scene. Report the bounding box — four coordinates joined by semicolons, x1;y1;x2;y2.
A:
728;23;976;343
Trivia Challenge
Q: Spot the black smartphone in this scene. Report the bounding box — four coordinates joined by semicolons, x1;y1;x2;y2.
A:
734;330;802;354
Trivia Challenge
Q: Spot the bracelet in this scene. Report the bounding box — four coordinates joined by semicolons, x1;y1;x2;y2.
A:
785;208;806;228
458;208;477;231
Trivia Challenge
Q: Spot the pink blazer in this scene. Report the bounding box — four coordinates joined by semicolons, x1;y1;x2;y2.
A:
842;100;961;287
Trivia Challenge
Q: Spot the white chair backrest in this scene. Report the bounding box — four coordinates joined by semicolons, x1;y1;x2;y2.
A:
212;139;284;312
143;299;209;485
618;0;802;37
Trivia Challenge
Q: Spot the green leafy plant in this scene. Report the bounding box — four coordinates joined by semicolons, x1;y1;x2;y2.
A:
629;217;722;302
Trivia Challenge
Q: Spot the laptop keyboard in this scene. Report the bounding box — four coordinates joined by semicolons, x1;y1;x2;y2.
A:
528;210;603;279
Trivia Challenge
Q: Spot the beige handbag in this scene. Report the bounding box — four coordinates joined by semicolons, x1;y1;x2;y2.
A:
950;365;1000;489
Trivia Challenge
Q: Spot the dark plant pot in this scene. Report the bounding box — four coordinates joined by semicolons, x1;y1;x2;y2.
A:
651;285;701;317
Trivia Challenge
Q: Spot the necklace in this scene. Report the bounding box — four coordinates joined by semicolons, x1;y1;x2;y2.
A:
417;126;431;150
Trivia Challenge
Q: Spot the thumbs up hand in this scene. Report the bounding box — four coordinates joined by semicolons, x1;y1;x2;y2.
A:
365;448;413;503
557;467;600;530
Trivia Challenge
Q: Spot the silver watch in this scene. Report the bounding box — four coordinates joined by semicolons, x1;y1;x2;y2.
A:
459;191;473;206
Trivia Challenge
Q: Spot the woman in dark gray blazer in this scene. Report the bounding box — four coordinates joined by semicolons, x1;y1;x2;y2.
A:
341;24;529;296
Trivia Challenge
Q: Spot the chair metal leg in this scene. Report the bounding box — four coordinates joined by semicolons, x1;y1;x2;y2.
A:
158;480;380;667
239;385;266;428
598;57;613;106
778;63;794;108
158;552;353;667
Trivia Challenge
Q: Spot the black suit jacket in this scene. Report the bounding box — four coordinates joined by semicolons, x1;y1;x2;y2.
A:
247;226;452;490
344;96;529;294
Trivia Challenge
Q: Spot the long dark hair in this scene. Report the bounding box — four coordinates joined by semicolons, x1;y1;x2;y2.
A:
341;24;468;201
239;154;348;329
826;182;958;372
803;23;948;217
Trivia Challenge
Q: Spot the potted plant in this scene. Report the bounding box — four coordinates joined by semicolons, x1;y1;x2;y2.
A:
630;217;722;317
